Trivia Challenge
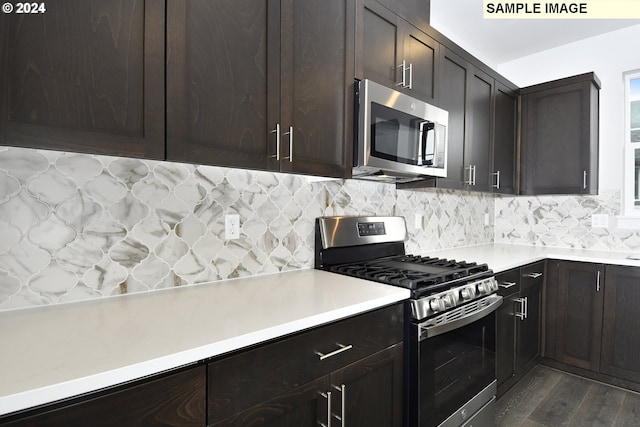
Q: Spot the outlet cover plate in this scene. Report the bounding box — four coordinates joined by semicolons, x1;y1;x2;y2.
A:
225;214;240;240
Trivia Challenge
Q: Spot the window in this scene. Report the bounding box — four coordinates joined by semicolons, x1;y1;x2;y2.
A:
623;70;640;217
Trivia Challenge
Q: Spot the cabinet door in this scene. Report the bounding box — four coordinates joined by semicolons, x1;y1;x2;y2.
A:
209;377;330;427
1;366;206;427
375;0;430;33
465;68;494;192
496;268;520;397
357;0;436;104
166;0;279;170
601;265;640;383
517;281;542;372
358;0;403;90
544;260;560;359
520;74;599;195
330;344;404;427
493;81;518;194
0;0;165;159
556;261;604;371
403;28;439;104
435;47;468;190
280;0;354;178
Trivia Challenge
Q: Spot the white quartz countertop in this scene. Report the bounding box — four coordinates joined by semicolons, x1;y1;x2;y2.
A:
423;243;640;273
0;269;409;417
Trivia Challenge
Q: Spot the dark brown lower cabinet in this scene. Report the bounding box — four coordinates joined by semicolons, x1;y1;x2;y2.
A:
207;303;404;427
496;262;543;398
544;261;640;393
552;260;604;371
208;345;403;427
0;365;206;427
601;265;640;383
496;268;520;396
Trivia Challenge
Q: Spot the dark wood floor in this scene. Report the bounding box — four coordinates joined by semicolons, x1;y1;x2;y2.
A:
496;365;640;426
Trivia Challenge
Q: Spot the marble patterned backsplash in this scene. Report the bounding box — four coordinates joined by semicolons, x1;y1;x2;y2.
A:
495;190;640;251
0;146;493;311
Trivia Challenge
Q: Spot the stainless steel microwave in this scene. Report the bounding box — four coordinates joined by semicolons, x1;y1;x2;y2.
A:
353;79;449;184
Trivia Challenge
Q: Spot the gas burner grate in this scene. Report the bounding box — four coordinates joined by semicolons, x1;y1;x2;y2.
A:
328;255;489;292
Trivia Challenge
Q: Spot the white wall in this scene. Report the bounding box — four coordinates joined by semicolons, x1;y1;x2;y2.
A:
497;24;640;192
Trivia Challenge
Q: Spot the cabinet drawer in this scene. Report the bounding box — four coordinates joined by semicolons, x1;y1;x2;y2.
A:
207;303;404;423
496;268;520;297
521;261;545;290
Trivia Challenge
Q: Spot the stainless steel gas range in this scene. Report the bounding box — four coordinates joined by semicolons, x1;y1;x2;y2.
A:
315;216;502;427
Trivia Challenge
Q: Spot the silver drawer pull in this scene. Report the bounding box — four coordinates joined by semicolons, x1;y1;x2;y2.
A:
499;281;517;289
319;391;332;427
316;344;353;361
524;272;543;279
514;297;526;320
332;384;346;426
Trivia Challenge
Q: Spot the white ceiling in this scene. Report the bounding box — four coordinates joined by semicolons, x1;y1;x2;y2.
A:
430;0;640;67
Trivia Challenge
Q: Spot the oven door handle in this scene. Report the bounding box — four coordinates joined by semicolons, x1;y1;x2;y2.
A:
418;295;503;340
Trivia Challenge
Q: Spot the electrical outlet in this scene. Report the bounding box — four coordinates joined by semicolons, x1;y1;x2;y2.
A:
591;214;609;229
484;213;490;226
225;214;240;240
414;213;423;229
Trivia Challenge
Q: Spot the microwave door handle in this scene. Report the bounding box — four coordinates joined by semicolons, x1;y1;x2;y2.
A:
418;121;426;165
432;123;439;168
426;121;437;166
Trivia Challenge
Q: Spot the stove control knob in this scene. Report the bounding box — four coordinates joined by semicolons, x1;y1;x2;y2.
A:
489;278;499;292
429;298;446;313
459;287;474;301
442;294;455;308
477;281;489;295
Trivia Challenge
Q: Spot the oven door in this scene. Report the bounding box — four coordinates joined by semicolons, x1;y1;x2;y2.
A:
410;294;502;427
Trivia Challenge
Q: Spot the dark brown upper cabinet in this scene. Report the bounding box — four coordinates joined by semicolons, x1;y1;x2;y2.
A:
374;0;430;33
357;0;439;105
520;72;600;195
465;67;494;193
167;0;354;179
0;0;165;159
432;47;468;191
493;81;518;194
430;48;495;192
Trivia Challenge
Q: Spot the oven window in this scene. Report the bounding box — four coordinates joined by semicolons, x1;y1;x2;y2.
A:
418;312;496;426
370;102;436;166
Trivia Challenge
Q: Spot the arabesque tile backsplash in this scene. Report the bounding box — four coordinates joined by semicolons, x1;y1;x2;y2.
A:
3;146;639;312
0;146;493;311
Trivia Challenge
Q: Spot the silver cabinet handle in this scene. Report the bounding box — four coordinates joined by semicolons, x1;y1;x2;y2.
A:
332;384;346;426
282;126;293;162
492;171;500;189
319;391;332;427
596;270;601;292
473;165;477;186
270;123;281;160
499;281;517;289
524;272;543;279
396;60;406;87
514;297;526;321
407;62;413;89
583;170;588;189
316;344;353;361
465;165;474;185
